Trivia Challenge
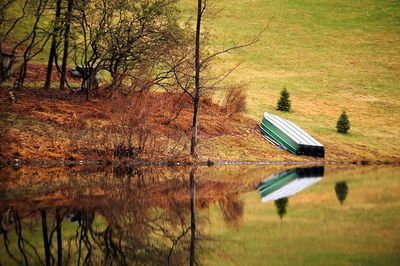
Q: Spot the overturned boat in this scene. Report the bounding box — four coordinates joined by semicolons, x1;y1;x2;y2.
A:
258;166;324;202
259;112;325;158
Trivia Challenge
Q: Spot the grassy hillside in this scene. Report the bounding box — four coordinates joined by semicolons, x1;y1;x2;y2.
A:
180;0;400;161
1;0;399;162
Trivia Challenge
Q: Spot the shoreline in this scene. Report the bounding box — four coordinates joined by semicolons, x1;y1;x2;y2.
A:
1;158;399;168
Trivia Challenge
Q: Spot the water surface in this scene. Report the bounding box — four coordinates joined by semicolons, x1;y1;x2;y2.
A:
0;165;399;265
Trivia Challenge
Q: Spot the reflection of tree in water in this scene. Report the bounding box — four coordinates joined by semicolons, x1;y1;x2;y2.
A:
335;181;349;205
218;193;244;227
0;208;44;265
0;167;220;265
274;197;288;220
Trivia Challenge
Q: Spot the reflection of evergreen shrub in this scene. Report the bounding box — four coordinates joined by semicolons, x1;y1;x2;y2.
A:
335;181;349;205
336;111;350;134
274;197;288;219
277;87;291;112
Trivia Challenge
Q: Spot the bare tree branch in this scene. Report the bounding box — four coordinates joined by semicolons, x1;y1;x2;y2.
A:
200;29;264;69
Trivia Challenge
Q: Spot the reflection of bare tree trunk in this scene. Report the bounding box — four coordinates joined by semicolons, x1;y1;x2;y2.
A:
189;168;196;266
41;209;51;266
11;210;44;264
2;231;20;264
14;212;28;265
77;219;84;265
2;209;20;263
103;226;126;265
56;208;62;266
76;212;95;265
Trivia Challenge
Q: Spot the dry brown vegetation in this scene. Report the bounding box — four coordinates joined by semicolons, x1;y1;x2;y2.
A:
2;83;397;162
222;84;247;117
0;84;255;162
0;165;255;211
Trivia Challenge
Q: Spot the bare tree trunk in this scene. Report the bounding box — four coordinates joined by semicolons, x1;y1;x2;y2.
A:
85;76;90;101
44;0;62;89
15;62;27;88
190;0;203;160
60;0;73;90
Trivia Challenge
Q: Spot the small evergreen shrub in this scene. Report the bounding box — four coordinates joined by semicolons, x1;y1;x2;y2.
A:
336;111;350;134
277;87;291;112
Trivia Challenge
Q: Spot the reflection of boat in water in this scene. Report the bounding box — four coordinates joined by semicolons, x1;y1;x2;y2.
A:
258;167;324;202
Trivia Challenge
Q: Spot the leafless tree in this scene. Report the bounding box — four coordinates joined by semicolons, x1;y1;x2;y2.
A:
70;0;106;99
0;0;29;82
11;0;52;90
102;0;182;92
59;0;73;91
171;0;262;160
0;0;52;88
70;0;184;100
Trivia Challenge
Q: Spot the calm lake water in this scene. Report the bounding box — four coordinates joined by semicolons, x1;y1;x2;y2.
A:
0;165;399;265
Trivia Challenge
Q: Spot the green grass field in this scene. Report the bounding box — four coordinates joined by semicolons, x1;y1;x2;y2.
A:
180;0;400;161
